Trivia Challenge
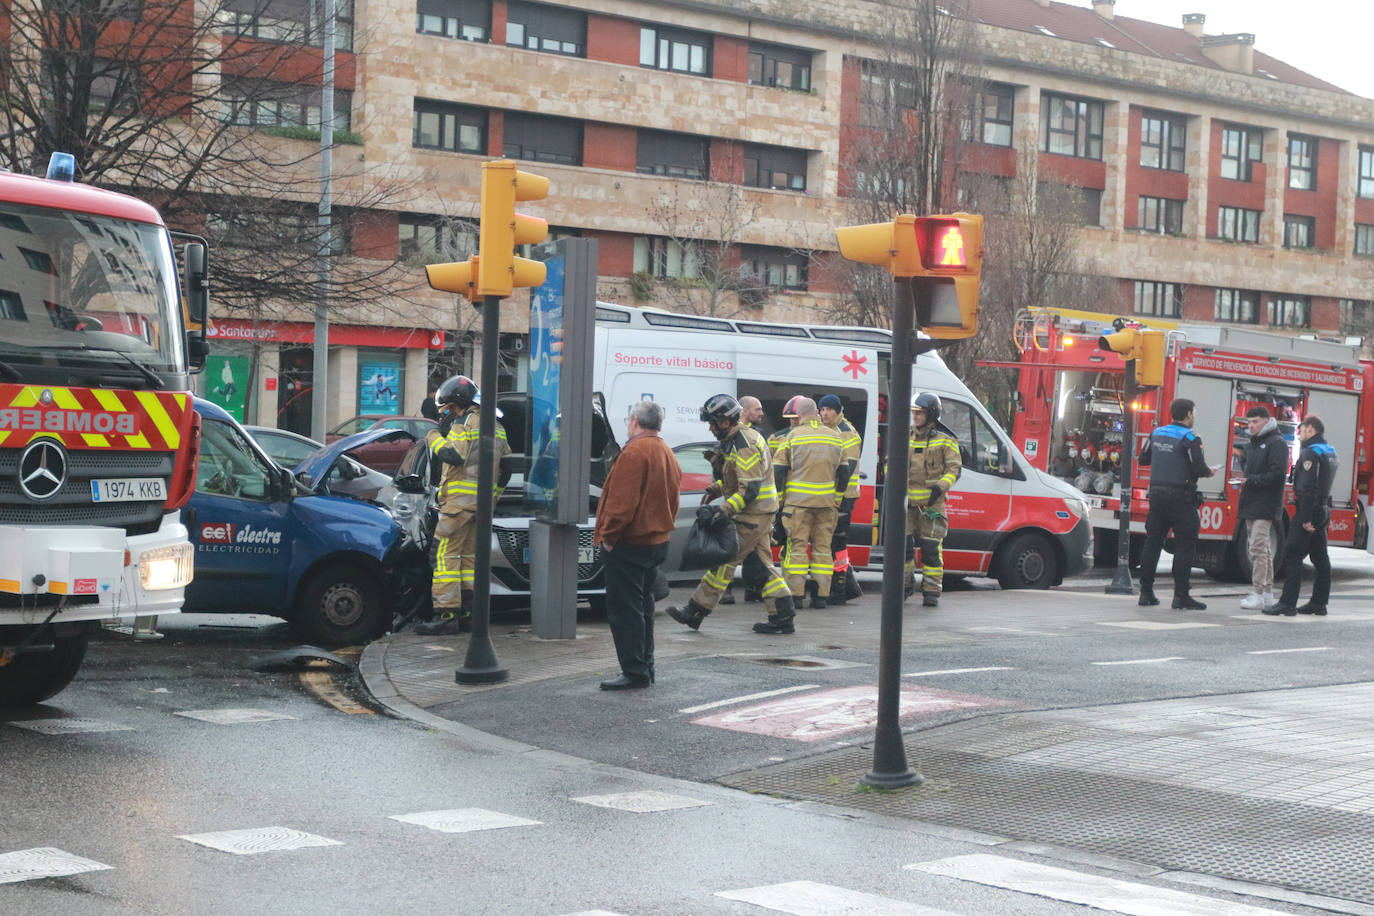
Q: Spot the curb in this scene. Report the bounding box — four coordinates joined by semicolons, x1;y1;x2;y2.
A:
357;636;537;755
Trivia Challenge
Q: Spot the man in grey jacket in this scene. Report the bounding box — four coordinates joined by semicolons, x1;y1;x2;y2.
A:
1236;406;1289;610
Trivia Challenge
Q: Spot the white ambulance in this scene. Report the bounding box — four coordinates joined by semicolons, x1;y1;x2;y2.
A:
594;303;1093;588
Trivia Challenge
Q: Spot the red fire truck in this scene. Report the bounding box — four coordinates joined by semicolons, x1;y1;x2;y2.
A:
991;307;1369;580
0;154;207;704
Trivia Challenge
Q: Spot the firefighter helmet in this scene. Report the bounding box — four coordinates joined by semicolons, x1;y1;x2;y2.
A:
435;375;479;410
910;391;941;422
699;394;742;425
782;396;804;418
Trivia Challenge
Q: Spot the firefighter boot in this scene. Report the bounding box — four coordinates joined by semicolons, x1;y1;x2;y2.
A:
743;586;763;603
415;608;465;636
922;593;939;608
719;585;736;606
1138;583;1160;607
752;595;796;634
828;572;848;606
459;590;474;632
666;599;710;631
844;568;863;600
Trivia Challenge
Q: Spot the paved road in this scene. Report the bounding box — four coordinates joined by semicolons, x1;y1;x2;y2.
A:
3;546;1371;915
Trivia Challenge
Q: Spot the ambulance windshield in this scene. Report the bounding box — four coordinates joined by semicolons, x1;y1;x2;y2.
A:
0;201;184;380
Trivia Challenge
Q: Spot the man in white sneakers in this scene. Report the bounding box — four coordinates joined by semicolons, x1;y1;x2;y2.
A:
1235;406;1288;611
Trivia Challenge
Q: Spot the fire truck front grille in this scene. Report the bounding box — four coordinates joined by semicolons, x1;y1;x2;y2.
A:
0;451;174;532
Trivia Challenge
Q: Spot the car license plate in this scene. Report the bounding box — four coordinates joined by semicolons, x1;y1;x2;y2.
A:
522;547;598;564
91;478;166;502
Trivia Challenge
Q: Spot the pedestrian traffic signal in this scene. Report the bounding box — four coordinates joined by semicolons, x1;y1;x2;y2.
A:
835;213;982;340
477;160;549;298
426;256;479;302
911;214;982;340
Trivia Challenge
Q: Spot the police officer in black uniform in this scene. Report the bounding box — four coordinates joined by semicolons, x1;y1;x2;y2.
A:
1137;398;1215;609
1266;415;1337;617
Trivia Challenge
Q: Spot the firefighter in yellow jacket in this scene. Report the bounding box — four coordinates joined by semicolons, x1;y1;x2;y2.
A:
667;395;796;634
818;393;863;605
906;392;961;607
414;375;511;636
774;396;849;609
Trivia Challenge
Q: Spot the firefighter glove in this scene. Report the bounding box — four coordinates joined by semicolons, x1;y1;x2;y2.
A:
926;485;942;507
438;411;455;437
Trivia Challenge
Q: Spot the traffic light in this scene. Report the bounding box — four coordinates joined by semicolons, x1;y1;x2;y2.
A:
1098;323;1166;388
477;160;549;298
426;256;479;302
1137;328;1166;387
835;213;983;340
911;213;982;340
1098;325;1143;361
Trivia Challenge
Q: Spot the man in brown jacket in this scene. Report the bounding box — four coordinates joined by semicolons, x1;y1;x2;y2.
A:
593;400;682;690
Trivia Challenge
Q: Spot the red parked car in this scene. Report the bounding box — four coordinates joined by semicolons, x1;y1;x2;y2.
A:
325;415;438;474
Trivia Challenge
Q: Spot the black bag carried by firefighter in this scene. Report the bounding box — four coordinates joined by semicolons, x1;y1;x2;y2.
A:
682;505;739;570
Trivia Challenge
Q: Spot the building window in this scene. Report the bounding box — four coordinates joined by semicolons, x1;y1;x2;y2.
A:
503;113;581;165
640;25;709;75
208;209;348;254
1287;134;1316;190
20;248;54;274
416;0;489;40
1268;295;1309;328
0;290;25;321
1340;299;1374;333
1356;224;1374;257
740;246;809;291
1041;92;1103;160
398;214;476;260
633;236;700;279
1217;206;1261;243
1214;289;1259;323
747;43;811;92
1137;196;1183;234
743;145;807;192
1140;112;1185;171
412;100;485;153
89;58;141;114
966;84;1014;147
636;130;707;180
1133;280;1181;318
219;0;355;51
1220;125;1262;181
1283;214;1315;249
221;78;352;131
1360;148;1374;199
858;59;915;126
505;1;584;56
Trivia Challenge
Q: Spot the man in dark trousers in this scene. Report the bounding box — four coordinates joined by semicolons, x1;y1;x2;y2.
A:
1266;415;1337;617
1236;406;1288;611
592;400;681;690
1137;397;1216;610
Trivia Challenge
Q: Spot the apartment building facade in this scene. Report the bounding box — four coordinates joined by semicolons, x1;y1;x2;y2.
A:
116;0;1374;428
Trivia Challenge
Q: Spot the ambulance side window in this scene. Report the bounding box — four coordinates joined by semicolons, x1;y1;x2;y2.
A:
942;400;1010;477
196;419;273;500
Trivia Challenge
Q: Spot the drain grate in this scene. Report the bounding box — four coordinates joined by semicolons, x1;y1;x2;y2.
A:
5;718;133;735
752;656;868;670
721;745;1374;904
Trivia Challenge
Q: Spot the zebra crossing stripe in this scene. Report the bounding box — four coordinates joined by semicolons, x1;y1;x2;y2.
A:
907;854;1289;915
175;827;342;855
0;847;112;884
388;808;541;833
716;880;959;914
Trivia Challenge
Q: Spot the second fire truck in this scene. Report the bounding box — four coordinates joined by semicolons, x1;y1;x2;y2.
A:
991;307;1369;580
